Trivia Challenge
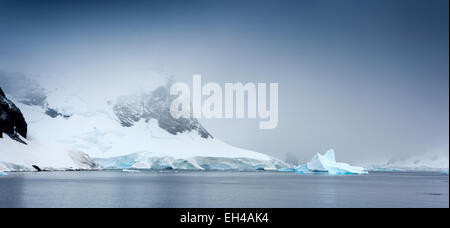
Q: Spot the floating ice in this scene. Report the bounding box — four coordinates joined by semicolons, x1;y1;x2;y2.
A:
0;171;7;176
278;167;297;172
307;149;367;174
122;169;141;173
279;164;311;174
279;149;367;175
307;150;336;172
293;165;310;174
364;167;405;172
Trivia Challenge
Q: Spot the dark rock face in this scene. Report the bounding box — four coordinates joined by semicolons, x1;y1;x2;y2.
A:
32;165;42;172
0;87;28;144
113;82;213;139
1;71;211;140
44;106;71;119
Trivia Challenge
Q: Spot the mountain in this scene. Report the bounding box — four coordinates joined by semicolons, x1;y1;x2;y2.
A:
0;72;286;171
113;79;212;139
0;87;27;144
366;153;449;172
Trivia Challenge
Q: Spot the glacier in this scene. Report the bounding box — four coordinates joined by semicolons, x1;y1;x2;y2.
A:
0;72;287;171
366;153;449;172
95;152;285;170
0;103;286;171
280;149;368;175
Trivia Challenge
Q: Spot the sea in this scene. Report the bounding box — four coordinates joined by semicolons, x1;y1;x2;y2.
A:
0;170;448;208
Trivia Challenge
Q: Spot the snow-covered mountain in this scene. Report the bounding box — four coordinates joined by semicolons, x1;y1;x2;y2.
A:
366;153;449;172
0;88;27;144
0;72;286;171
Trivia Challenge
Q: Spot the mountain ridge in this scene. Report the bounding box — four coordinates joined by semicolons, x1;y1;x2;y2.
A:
0;72;287;171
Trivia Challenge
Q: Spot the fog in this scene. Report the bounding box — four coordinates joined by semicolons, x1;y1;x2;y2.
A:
0;0;448;165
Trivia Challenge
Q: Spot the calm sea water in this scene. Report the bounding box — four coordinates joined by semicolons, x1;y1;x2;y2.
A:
0;170;448;208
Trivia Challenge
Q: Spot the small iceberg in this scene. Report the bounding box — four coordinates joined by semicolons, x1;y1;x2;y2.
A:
278;164;311;174
0;171;7;176
122;169;141;173
442;170;449;175
279;149;367;175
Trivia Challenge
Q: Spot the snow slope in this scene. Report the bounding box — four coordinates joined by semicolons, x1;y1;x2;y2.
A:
0;73;286;171
0;104;100;170
366;153;449;172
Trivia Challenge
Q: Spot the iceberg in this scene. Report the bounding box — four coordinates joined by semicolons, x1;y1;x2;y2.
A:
122;169;141;173
278;167;297;172
279;149;367;175
294;165;311;174
307;150;336;172
307;149;367;174
281;164;310;174
0;171;7;176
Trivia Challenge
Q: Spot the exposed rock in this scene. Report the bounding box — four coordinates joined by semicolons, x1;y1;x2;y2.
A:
113;81;212;139
44;106;71;119
44;107;60;118
32;165;42;171
0;87;28;144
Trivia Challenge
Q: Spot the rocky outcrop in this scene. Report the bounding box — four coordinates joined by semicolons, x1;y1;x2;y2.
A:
0;87;28;144
113;81;212;139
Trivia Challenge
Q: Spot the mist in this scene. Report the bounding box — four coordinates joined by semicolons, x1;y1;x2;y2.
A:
0;0;448;165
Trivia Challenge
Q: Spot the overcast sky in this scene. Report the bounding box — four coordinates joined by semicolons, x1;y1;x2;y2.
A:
0;0;448;164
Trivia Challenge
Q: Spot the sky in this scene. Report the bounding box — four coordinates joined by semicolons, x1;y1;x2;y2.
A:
0;0;448;165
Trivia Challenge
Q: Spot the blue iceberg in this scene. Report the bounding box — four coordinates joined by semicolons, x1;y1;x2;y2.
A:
279;149;368;175
279;165;311;174
278;167;297;172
